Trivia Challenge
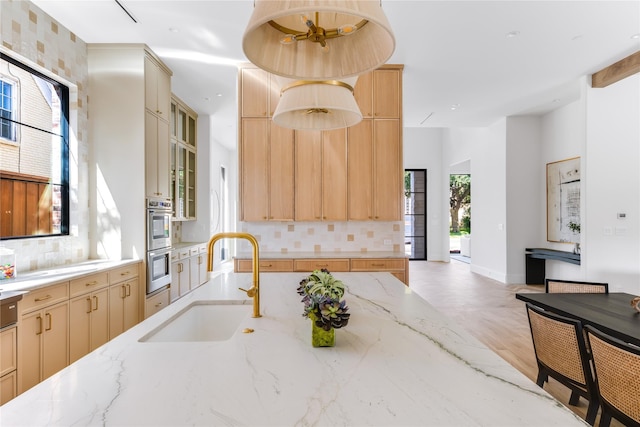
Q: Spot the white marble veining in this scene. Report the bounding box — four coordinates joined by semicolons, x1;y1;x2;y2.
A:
0;272;586;426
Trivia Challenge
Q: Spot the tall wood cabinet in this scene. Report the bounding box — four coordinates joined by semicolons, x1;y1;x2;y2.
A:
238;64;403;222
240;119;295;221
295;129;348;221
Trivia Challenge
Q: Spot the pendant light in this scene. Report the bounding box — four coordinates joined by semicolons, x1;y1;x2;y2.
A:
243;0;395;79
272;77;362;130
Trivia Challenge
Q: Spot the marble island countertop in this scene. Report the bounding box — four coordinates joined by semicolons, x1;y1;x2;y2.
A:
0;272;585;426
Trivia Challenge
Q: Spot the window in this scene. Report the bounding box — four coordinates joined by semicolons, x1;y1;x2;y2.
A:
0;53;69;239
0;78;16;141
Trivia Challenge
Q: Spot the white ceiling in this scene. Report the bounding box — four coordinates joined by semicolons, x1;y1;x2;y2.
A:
31;0;640;148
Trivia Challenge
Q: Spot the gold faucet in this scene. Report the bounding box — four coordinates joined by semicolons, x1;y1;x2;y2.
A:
207;232;261;318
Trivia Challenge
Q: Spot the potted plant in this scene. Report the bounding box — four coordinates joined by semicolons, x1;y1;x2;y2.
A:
297;269;350;347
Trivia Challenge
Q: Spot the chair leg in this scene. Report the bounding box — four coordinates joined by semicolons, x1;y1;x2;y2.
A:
585;400;598;426
568;390;580;406
598;410;612;427
535;370;547;387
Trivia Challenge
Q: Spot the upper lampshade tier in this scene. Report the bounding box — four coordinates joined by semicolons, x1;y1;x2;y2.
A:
242;0;396;79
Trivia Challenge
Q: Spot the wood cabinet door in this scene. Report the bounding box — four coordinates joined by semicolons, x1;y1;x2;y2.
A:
322;128;348;221
41;302;69;382
109;283;126;339
123;278;140;332
144;55;158;114
241;119;269;221
156;117;170;198
373;119;402;220
354;71;373;118
178;260;190;296
145;110;159;197
156;64;171;118
69;295;91;363
347;120;373;220
170;260;180;303
18;310;42;393
269;123;295;220
374;69;401;119
198;253;208;286
295;130;322;221
241;68;269;117
89;287;110;353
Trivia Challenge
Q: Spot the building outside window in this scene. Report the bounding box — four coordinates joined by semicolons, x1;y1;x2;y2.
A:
0;53;69;240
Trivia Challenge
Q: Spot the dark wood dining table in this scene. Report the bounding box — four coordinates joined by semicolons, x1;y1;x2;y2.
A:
515;292;640;347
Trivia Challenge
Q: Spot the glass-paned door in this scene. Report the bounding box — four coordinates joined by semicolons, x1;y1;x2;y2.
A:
404;169;426;260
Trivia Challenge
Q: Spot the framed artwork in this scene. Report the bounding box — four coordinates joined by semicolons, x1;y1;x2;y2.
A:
547;157;580;243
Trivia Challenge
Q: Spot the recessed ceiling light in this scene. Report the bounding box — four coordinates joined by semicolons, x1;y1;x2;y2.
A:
506;31;520;38
450;104;460;111
216;93;223;97
631;33;640;39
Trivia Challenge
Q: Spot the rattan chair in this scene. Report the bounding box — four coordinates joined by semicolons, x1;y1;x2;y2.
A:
525;303;599;425
545;279;609;294
585;326;640;427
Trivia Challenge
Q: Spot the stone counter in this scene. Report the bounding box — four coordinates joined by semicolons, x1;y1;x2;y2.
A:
0;272;585;426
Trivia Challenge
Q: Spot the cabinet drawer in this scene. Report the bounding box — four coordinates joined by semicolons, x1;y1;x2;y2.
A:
70;272;109;298
235;259;293;272
19;282;69;314
145;289;169;319
189;247;200;257
179;249;191;259
0;370;16;405
350;259;406;271
110;263;140;284
294;259;350;272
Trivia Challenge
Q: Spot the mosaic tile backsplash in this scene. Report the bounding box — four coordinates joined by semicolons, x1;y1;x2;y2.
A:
237;221;405;254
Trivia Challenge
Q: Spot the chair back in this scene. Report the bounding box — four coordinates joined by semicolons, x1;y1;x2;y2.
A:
545;279;608;294
526;303;593;387
585;326;640;426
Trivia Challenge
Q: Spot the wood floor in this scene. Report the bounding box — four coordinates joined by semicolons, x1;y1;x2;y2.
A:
408;259;623;427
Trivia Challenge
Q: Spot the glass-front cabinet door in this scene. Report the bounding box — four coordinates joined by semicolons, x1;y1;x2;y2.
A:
170;96;198;220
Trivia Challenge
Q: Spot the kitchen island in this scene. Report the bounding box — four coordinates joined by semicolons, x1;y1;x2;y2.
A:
0;271;585;426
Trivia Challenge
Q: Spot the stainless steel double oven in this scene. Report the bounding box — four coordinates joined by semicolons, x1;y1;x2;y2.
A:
146;197;172;294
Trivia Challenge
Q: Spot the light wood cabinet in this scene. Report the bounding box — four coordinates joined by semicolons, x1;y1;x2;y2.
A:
170;96;198;220
109;263;141;340
235;258;294;272
293;259;350;272
18;298;69;394
295;129;347;221
241;119;295;221
0;326;17;404
348;119;402;221
170;248;191;303
69;287;109;364
238;64;403;224
145;110;171;198
354;66;402;119
69;272;110;363
350;258;408;284
145;288;170;319
143;50;172;199
144;54;171;118
235;256;409;285
240;67;280;117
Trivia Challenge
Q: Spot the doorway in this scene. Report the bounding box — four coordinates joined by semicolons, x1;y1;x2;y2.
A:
404;169;426;260
449;173;471;262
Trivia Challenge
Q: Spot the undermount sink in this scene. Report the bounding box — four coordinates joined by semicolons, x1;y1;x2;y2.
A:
139;300;251;343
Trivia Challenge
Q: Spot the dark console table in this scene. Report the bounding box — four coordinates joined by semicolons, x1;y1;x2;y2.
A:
525;248;580;284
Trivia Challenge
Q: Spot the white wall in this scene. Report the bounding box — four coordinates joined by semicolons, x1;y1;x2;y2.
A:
505;116;542;283
584;74;640;293
403;127;445;261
